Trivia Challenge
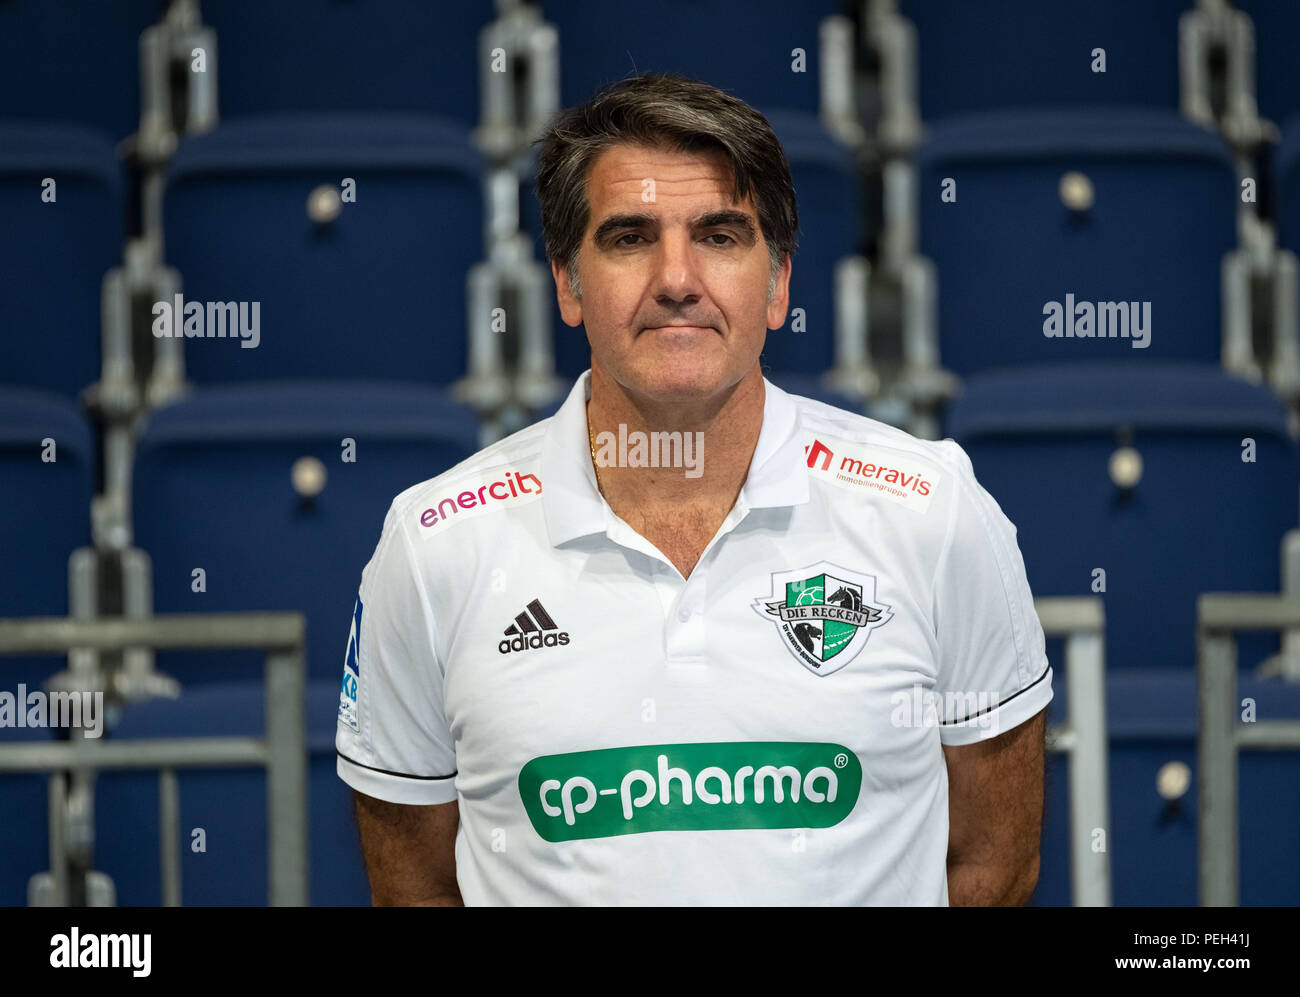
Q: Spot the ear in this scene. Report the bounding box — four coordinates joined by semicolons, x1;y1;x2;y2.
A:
765;252;792;330
552;258;584;328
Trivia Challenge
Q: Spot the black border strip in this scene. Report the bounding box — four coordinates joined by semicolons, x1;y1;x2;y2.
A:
939;665;1051;725
337;750;456;781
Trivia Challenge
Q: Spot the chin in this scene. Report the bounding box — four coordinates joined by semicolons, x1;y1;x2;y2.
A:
626;363;741;403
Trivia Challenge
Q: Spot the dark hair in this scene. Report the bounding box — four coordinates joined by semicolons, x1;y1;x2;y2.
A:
534;73;798;299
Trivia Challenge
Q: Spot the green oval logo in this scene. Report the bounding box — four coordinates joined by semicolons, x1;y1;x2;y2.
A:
518;741;862;842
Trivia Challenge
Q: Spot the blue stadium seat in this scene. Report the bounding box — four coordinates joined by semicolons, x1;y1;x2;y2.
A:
1237;1;1300;130
945;362;1298;677
1034;665;1202;905
132;381;480;686
0;765;53;906
0;1;157;140
0;388;92;905
760;111;864;377
1033;666;1300;905
95;678;369;905
163;114;483;385
897;0;1187;120
919;110;1235;376
543;0;847;114
201;0;495;124
0;123;119;395
0;388;94;689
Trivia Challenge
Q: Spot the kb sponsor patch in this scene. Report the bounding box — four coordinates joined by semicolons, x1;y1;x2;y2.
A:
338;595;362;733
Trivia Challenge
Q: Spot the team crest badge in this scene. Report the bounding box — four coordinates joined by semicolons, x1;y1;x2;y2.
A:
752;562;892;676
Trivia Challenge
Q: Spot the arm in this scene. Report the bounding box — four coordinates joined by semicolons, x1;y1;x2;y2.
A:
942;707;1045;906
353;791;463;906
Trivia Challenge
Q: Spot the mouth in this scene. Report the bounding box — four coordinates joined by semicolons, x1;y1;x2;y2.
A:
643;325;716;334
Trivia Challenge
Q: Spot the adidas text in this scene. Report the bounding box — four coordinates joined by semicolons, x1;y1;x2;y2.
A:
499;631;571;654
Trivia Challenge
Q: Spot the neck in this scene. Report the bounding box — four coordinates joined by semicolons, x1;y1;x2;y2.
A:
586;363;766;511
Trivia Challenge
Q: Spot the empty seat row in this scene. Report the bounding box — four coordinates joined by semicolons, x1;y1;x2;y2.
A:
13;107;1300;396
919;109;1237;376
0;0;843;139
10;2;1300;137
1037;665;1300;905
946;361;1299;674
2;108;864;394
900;0;1300;128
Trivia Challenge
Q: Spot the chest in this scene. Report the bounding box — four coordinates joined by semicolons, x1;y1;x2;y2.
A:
440;527;948;849
443;505;943;736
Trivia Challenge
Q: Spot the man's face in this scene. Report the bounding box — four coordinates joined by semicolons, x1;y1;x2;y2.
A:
553;142;790;406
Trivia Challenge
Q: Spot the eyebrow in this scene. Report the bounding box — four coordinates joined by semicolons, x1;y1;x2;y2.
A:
592;209;758;246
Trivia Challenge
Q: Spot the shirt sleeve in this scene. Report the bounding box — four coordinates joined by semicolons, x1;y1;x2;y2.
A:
335;499;458;804
929;439;1053;746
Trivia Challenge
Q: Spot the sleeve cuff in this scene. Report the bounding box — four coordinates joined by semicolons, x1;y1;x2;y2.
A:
937;665;1054;746
336;751;459;805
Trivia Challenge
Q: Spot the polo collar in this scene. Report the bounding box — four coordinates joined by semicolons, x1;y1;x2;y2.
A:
540;369;810;548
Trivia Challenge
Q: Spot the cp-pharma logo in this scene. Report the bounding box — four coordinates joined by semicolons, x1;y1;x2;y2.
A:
519;741;861;842
753;561;892;676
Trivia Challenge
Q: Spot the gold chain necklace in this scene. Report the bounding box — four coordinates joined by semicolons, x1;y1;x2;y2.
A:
587;416;603;496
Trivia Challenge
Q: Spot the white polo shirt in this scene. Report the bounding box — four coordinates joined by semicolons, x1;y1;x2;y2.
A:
336;369;1053;905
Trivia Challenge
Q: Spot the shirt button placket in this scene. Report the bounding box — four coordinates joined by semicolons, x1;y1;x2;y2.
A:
668;570;706;663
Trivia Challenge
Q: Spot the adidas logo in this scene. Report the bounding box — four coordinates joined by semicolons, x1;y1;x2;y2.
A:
498;599;571;654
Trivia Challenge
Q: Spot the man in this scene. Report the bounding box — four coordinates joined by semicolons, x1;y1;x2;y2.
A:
336;73;1051;905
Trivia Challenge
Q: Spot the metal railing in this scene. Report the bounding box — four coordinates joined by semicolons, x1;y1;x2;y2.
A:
0;612;307;906
1035;595;1111;907
1197;593;1300;906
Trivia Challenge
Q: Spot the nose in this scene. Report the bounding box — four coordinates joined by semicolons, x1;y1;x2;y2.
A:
652;227;703;307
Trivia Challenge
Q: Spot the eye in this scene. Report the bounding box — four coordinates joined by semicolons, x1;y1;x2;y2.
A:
615;233;645;246
705;232;736;246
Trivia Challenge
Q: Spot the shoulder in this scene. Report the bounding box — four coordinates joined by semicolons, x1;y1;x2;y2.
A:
781;389;979;511
380;418;551;544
